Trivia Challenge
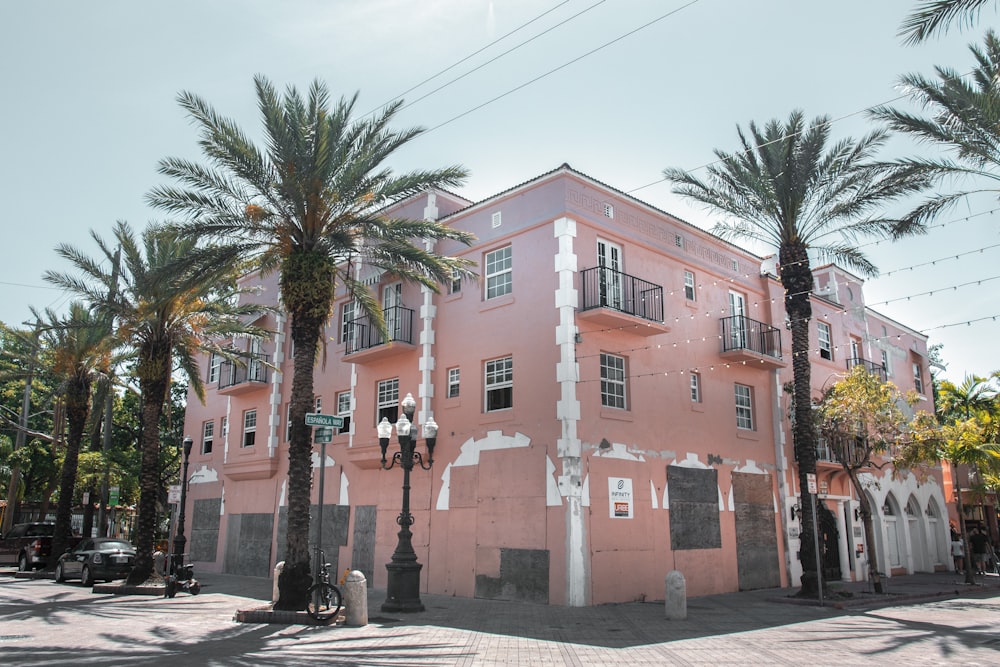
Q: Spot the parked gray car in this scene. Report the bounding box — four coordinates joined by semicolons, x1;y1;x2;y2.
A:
55;538;135;586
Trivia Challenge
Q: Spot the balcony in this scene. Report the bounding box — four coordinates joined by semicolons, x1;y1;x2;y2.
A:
846;357;887;382
343;305;416;361
218;354;269;394
719;315;785;369
578;266;669;336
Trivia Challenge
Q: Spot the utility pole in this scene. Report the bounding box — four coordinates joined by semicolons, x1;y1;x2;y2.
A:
2;321;40;535
98;246;121;537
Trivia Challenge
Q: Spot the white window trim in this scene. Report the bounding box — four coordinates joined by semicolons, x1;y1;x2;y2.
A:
448;367;460;398
485;246;512;300
485;356;513;412
690;372;701;403
684;271;696;301
243;409;257;448
735;384;754;430
818;322;832;360
202;420;214;455
600;353;627;410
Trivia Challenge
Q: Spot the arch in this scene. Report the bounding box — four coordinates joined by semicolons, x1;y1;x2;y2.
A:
882;492;905;571
925;496;949;568
906;494;929;572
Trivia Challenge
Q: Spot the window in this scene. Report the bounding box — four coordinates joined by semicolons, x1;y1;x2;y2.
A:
600;353;627;409
491;211;502;228
690;372;701;403
485;246;512;299
818;322;832;360
448;270;462;295
314;396;322;413
735;384;754;430
341;301;356;344
202;420;214;455
286;403;293;441
913;362;924;394
377;378;399;424
674;234;684;248
485;356;513;412
336;390;351;435
221;416;228;438
603;202;614;219
684;271;696;301
242;409;257;448
207;353;221;384
448;368;460;398
882;350;891;376
850;338;861;360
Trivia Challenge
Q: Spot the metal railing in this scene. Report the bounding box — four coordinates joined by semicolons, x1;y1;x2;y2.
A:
720;315;782;359
345;305;414;354
580;266;664;323
846;357;887;382
219;353;269;389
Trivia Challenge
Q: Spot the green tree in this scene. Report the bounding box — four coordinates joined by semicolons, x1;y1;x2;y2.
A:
872;30;1000;228
900;411;1000;583
35;303;112;563
816;366;921;593
663;111;927;597
44;221;265;584
147;76;477;610
899;0;996;44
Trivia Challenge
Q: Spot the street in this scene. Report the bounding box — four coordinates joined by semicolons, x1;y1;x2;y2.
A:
1;572;999;665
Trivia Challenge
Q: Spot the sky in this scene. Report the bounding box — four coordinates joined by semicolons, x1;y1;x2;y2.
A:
1;0;997;383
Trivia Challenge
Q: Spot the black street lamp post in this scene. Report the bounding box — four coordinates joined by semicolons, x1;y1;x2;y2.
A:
172;436;193;575
377;392;437;613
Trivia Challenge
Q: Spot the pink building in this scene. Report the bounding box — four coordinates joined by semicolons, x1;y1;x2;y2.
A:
180;164;947;605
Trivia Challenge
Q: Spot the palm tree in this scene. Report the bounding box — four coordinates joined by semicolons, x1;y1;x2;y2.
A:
45;221;266;584
899;0;996;44
35;303;112;564
663;111;928;596
146;76;477;610
938;375;998;420
871;30;1000;228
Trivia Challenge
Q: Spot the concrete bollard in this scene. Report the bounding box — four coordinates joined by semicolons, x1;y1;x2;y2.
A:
343;570;368;626
665;570;687;620
272;561;284;604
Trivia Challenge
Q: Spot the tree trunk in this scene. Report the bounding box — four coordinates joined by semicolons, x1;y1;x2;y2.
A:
50;375;91;567
275;249;335;611
126;341;171;585
780;242;821;598
953;462;977;585
849;469;884;593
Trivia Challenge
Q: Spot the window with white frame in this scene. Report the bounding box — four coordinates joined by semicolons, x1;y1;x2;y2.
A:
913;362;924;394
202;420;214;455
336;390;351;435
684;270;696;301
221;416;228;439
600;353;627;409
207;353;221;384
690;372;701;403
447;368;460;398
242;409;257;448
882;350;891;376
485;356;513;412
286;403;293;441
485;246;512;299
603;202;614;219
448;270;462;295
734;384;754;430
818;322;833;360
341;300;356;344
377;378;399;424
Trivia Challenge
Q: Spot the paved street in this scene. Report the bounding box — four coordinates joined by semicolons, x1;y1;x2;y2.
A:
2;570;1000;665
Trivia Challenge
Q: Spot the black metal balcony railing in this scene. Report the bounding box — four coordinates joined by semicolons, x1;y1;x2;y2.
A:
218;353;269;390
580;266;664;323
845;357;887;382
720;315;782;359
345;305;414;354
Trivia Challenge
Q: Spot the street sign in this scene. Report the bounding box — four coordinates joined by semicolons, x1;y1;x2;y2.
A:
314;427;334;443
168;484;181;503
305;413;344;428
806;473;817;494
109;486;120;506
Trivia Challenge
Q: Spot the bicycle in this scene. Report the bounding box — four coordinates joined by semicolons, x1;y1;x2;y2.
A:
306;550;342;622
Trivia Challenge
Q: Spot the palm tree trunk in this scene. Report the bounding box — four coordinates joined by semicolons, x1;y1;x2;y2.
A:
50;376;90;567
275;249;335;611
127;343;171;585
780;242;821;597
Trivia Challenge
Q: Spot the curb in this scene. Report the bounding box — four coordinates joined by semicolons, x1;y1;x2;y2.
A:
234;603;341;626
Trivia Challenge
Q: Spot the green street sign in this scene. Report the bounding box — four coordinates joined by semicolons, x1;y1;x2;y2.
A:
314;427;334;443
109;486;120;506
305;413;343;428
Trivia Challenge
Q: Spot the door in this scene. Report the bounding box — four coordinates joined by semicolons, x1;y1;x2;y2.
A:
597;240;623;310
728;291;747;349
383;283;402;340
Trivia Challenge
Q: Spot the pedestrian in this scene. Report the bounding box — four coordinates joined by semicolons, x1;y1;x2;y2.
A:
970;527;990;574
952;534;965;574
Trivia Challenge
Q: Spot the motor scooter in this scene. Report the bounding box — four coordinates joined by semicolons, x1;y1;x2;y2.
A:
164;562;201;597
